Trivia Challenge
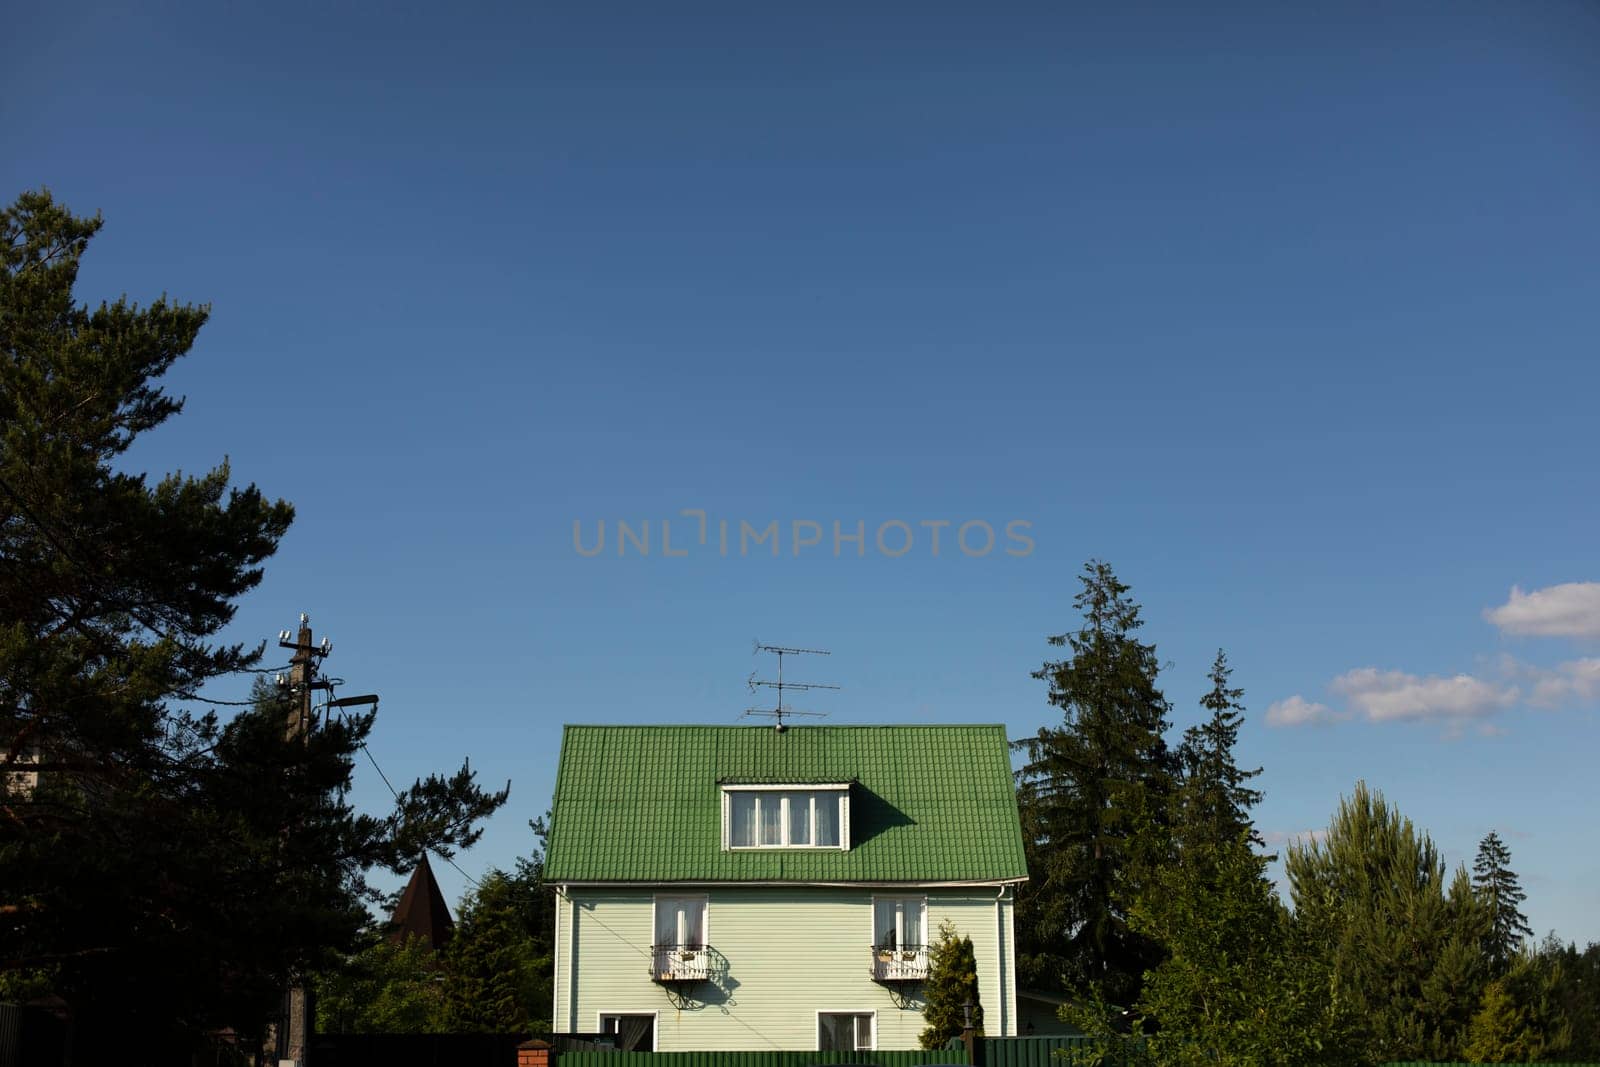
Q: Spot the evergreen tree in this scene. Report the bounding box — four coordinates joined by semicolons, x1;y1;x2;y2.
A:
441;818;556;1032
1463;950;1570;1065
920;919;983;1050
442;870;545;1032
0;190;507;1048
1545;936;1600;1059
1128;829;1353;1066
315;935;449;1034
1473;831;1534;972
1175;650;1264;852
1286;782;1491;1063
1014;561;1178;1007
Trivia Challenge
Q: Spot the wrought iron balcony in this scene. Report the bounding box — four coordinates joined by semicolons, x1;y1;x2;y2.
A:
651;944;711;983
870;943;928;982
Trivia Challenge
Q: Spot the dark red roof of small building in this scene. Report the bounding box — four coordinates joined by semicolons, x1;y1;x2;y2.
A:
389;854;454;951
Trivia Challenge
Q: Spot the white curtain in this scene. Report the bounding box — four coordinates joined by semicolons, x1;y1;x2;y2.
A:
874;898;924;948
655;898;705;948
759;794;782;845
786;793;811;845
815;792;839;846
730;792;756;847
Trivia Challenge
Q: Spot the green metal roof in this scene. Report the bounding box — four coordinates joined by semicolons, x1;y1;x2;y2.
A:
544;724;1028;884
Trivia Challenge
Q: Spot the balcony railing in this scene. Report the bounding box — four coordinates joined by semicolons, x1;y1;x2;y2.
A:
870;944;928;982
651;944;711;982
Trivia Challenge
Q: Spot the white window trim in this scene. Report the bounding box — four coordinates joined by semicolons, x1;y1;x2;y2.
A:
596;1011;660;1050
870;894;929;948
651;893;709;948
721;784;851;851
816;1009;877;1052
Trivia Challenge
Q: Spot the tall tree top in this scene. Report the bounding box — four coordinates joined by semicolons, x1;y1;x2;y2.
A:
1474;830;1533;972
1178;649;1265;849
1012;560;1176;1007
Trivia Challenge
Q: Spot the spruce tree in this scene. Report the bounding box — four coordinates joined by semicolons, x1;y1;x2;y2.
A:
442;871;543;1032
1176;649;1264;852
1014;561;1177;1007
1473;831;1534;972
920;919;983;1050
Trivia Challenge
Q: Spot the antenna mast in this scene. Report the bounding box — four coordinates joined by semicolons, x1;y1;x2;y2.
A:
745;642;839;732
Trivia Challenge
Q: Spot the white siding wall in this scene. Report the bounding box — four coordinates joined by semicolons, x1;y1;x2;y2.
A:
555;886;1016;1050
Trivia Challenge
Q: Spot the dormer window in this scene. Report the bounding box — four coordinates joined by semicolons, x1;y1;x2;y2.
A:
721;783;850;850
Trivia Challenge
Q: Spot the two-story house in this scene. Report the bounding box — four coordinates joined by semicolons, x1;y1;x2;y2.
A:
544;724;1028;1052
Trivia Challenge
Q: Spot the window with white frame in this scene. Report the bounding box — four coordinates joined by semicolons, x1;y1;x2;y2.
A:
723;785;849;850
873;896;926;950
818;1012;874;1051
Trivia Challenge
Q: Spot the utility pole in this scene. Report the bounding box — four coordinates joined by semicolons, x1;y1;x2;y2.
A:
272;615;333;1067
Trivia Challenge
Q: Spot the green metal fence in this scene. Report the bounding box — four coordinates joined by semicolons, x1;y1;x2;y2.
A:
561;1052;968;1067
946;1035;1146;1067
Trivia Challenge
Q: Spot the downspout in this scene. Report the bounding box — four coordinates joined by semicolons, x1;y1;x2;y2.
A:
556;885;578;1033
995;884;1009;1037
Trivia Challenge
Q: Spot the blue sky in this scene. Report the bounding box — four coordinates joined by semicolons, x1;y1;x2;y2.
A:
7;2;1598;942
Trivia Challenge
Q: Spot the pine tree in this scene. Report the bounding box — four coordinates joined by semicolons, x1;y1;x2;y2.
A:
920;919;983;1050
1473;831;1534;972
1286;782;1491;1063
1014;561;1177;1007
1176;650;1264;852
0;189;507;1048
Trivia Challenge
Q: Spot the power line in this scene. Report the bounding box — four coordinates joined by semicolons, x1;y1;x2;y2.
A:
360;743;400;801
358;739;482;891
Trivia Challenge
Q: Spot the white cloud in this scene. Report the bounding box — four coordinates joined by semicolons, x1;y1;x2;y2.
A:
1527;657;1600;708
1485;582;1600;639
1264;695;1340;727
1330;667;1518;723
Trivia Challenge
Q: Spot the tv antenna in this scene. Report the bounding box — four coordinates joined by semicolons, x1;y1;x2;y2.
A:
744;641;839;732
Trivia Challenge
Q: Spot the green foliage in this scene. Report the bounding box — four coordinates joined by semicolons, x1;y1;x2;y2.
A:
1175;651;1264;854
1014;561;1177;1007
1463;947;1570;1063
1286;782;1491;1063
1544;937;1600;1059
1129;830;1353;1066
0;189;507;1045
443;864;553;1033
1054;986;1144;1067
317;818;555;1035
315;935;449;1034
920;919;983;1049
1473;832;1534;974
